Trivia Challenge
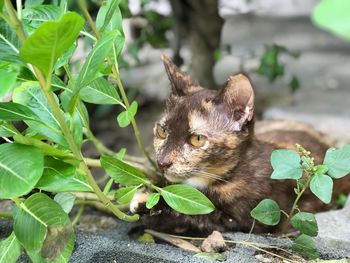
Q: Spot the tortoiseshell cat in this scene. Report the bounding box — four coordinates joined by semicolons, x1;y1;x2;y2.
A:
130;54;350;234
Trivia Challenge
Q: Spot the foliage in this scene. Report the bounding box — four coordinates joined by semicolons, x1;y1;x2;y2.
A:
0;0;214;262
251;144;350;259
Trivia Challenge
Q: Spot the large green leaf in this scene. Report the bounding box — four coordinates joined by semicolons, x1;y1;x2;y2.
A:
292;234;319;259
0;102;38;121
0;18;23;65
13;82;68;147
0;122;18;137
312;0;350;40
22;5;63;34
159;184;215;215
36;157;92;192
0;143;44;199
271;149;303;180
323;144;350;179
291;212;318;237
19;12;84;76
117;101;138;128
250;199;281;226
0;232;22;263
13;193;71;253
101;155;149;185
79;77;123;105
310;174;333;204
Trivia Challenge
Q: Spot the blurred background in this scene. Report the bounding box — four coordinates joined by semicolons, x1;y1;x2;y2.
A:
75;0;350;158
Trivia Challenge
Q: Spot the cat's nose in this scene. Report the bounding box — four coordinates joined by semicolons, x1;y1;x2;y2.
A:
157;159;172;170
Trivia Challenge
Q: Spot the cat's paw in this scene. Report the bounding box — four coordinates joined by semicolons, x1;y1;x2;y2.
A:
129;189;150;214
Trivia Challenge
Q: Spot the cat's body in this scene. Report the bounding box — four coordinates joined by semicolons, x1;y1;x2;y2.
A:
131;55;350;235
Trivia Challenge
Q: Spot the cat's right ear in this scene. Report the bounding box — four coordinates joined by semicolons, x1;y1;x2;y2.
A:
161;54;201;96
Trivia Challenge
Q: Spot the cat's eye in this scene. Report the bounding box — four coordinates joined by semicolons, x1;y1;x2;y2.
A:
156;124;167;139
189;134;207;147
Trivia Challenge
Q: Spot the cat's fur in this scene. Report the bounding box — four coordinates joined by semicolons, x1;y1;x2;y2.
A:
131;54;350;235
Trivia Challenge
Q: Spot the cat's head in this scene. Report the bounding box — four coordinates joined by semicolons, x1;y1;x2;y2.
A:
153;54;255;189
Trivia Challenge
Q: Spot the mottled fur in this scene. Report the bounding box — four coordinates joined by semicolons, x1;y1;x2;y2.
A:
134;55;350;235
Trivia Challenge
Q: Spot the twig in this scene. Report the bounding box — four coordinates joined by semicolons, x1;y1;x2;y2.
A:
72;205;85;226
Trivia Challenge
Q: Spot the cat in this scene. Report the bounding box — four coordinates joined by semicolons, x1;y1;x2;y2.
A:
130;54;350;235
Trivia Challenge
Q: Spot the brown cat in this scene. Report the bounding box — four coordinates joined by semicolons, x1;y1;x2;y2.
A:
130;54;350;235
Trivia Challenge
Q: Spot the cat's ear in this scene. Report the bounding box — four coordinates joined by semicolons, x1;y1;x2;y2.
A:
215;74;255;126
161;54;201;96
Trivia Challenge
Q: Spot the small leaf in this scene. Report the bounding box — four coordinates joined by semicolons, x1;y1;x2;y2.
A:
0;232;22;263
159;184;215;215
115;148;126;160
194;252;227;262
146;193;160;209
117;101;138;128
314;164;328;175
115;185;140;204
0;69;17;99
54;193;76;214
96;0;122;32
250;199;281;226
310;174;333;204
20;12;84;76
101;155;148;185
137;233;155;243
291;212;318;237
271;149;303;180
292;234;319;259
0;102;38;121
324;144;350;179
0;143;44;199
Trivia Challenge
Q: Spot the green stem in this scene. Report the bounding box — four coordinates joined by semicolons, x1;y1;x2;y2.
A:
0;211;13;219
16;0;22;21
77;0;100;39
288;175;312;220
4;0;26;42
72;205;84;226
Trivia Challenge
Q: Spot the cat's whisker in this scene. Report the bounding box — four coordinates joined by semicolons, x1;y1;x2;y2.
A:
193;169;230;183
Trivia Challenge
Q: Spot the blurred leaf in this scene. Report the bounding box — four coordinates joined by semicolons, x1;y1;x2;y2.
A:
292;234;319;259
312;0;350;40
25;0;45;8
336;194;348;208
0;232;22;263
310;174;333;204
324;144;350;179
54;193;76;214
160;184;215;215
101;155;149;185
289;75;300;93
137;233;155;243
250;199;281;226
0;143;44;199
80;77;123;105
20;12;84;76
36;157;92;192
0;18;23;65
115;148;126;160
257;44;284;81
115;185;141;204
194;252;227;262
0;70;18;99
117;101;138;127
0;102;38;121
146;193;160;209
271;149;303;180
291;212;318;236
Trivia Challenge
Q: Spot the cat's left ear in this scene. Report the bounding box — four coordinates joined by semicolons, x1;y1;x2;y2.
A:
161;54;201;96
215;74;255;126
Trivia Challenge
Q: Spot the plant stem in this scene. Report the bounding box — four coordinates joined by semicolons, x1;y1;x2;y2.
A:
16;0;22;21
288;176;312;220
77;0;100;39
72;205;84;226
84;157;101;167
0;211;13;219
4;5;139;223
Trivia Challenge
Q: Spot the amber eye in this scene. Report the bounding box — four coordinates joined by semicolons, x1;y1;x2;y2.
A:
189;134;207;147
156;124;167;139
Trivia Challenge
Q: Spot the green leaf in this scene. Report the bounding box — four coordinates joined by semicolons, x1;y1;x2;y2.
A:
292;234;319;259
115;185;141;204
117;101;138;127
146;193;160;209
54;44;76;70
101;155;148;185
271;149;303;180
96;0;122;32
312;0;350;40
36;157;92;192
159;184;215;215
115;148;126;160
19;12;84;76
54;193;76;214
25;0;45;8
0;143;44;199
324;144;350;179
79;77;123;105
0;18;23;65
0;0;3;12
291;212;318;237
250;199;281;226
0;70;17;99
14;193;71;252
0;102;38;121
314;164;329;175
13;82;68;147
194;252;227;262
0;232;22;263
310;174;333;204
0;122;18;137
